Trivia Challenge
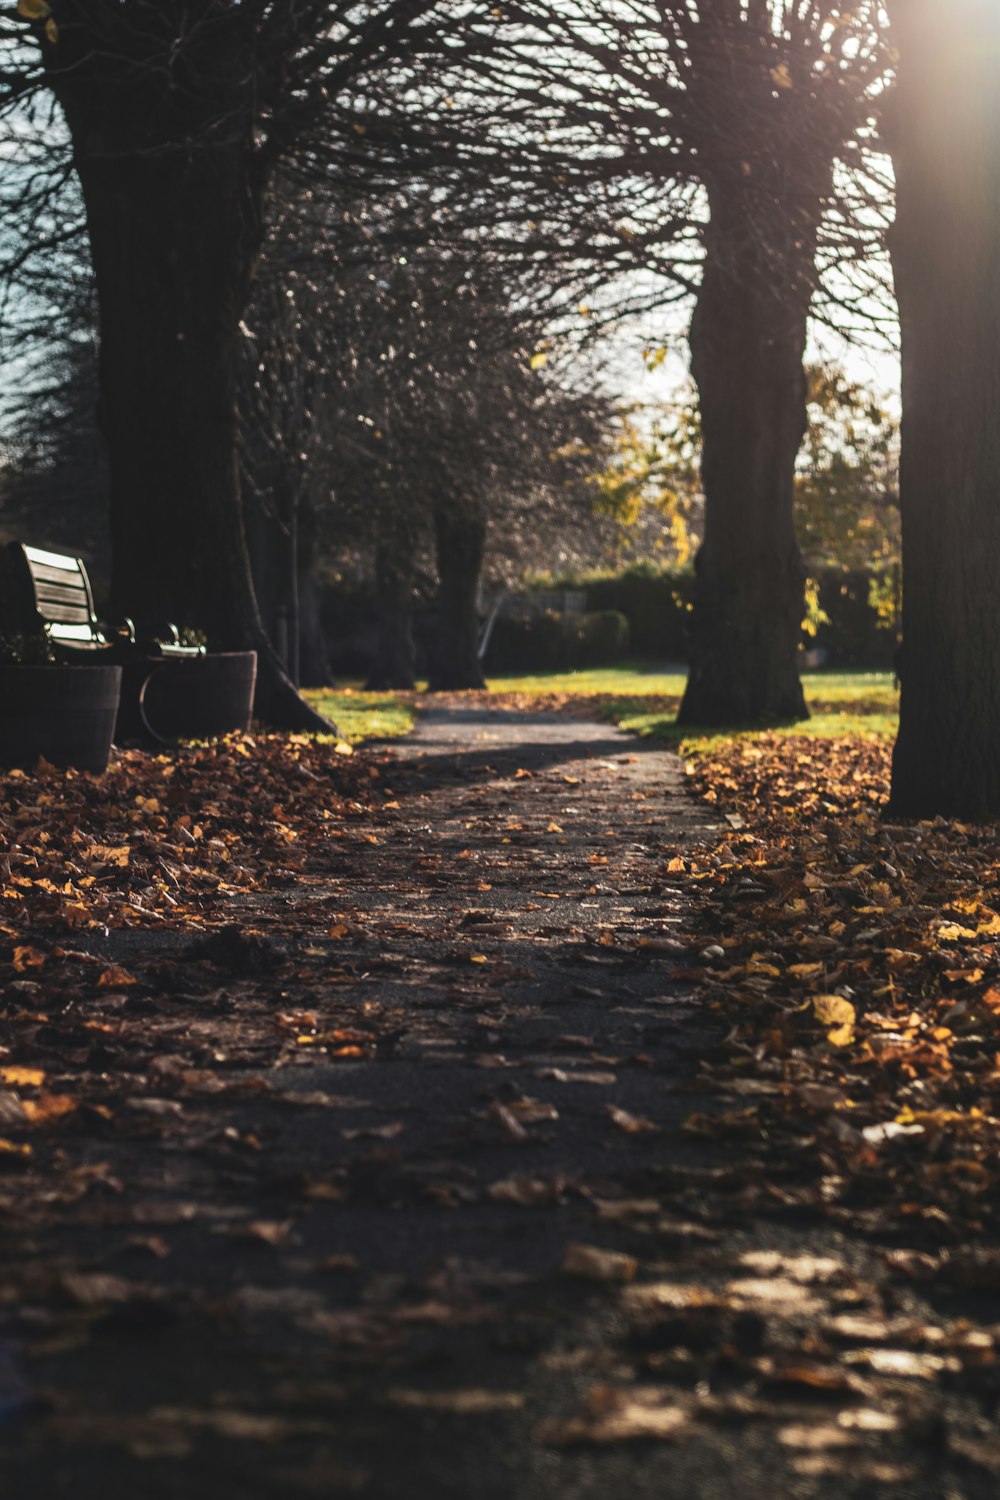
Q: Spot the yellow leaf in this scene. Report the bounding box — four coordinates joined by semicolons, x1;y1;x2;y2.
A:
938;923;977;942
0;1066;44;1088
17;0;51;18
771;62;793;89
45;15;57;41
813;994;856;1029
22;1092;76;1124
470;953;488;964
334;741;354;756
530;352;549;370
86;844;130;867
746;958;781;978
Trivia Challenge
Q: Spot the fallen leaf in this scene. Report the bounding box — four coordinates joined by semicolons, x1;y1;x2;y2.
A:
97;965;138;988
12;945;45;971
538;1385;690;1445
0;1066;45;1088
561;1244;637;1283
385;1387;524;1413
487;1176;564;1207
606;1104;659;1134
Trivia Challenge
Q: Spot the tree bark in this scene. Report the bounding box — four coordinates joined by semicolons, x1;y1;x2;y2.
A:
297;494;333;688
428;498;487;691
78;153;260;644
41;10;331;732
678;192;811;728
366;544;417;691
887;0;1000;817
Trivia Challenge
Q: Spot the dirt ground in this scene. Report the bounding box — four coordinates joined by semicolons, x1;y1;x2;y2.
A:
1;707;997;1498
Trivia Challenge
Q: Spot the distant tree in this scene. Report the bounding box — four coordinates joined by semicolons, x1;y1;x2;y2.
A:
593;364;899;607
589;398;701;571
243;185;612;691
476;0;893;725
794;367;899;580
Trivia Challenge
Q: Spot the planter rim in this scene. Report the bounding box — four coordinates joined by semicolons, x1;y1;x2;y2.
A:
0;662;122;673
121;650;257;665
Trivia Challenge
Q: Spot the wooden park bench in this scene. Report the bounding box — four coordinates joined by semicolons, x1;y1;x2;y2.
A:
6;542;206;745
6;543;202;662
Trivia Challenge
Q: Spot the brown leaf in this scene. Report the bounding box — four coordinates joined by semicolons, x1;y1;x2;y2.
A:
385;1387;524;1413
561;1244;637;1283
97;964;138;988
538;1385;690;1445
487;1175;564;1207
606;1104;659;1135
12;945;45;972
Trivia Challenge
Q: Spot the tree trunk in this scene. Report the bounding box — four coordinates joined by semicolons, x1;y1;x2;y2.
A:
43;17;331;733
677;197;812;727
245;489;284;659
297;495;333;689
77;154;259;645
366;544;417;691
887;0;1000;817
428;498;487;691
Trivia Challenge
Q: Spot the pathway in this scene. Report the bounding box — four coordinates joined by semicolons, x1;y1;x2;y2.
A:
1;708;986;1499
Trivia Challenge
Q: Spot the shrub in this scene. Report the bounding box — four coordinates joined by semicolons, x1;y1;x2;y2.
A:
486;609;575;673
578;610;630;663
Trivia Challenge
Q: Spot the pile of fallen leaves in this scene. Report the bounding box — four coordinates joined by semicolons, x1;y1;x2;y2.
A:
0;733;382;939
0;733;400;1177
424;688;682;721
678;732;1000;1253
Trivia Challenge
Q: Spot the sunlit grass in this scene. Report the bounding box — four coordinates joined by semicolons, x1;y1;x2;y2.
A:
302;665;899;747
486;663;687;696
486;663;899;746
304;688;418;744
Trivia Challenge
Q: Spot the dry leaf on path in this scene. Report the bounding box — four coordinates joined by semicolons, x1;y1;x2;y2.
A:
561;1244;637;1283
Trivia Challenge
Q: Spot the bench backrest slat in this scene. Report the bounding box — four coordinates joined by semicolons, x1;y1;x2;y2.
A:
7;542;103;649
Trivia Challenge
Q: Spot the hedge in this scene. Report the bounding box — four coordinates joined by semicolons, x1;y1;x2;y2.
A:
496;563;899;670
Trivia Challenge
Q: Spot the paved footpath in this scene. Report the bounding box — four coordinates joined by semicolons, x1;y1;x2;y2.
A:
2;708;991;1499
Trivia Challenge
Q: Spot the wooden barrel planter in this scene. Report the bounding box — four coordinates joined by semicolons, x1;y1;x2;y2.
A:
116;651;257;747
0;663;122;773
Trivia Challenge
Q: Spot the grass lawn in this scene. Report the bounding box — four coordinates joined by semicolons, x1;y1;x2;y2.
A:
485;662;899;746
303;663;898;748
303;688;419;745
